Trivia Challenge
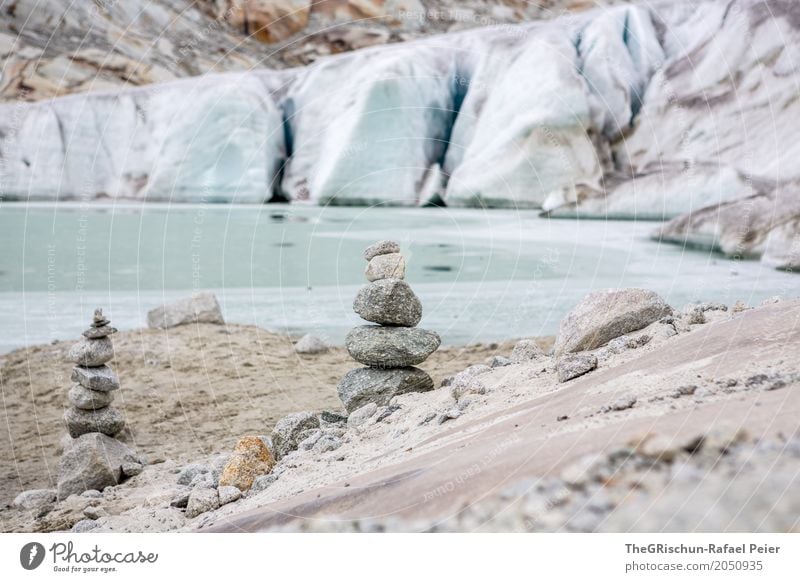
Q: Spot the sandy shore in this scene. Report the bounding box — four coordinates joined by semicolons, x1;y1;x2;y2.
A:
0;323;524;513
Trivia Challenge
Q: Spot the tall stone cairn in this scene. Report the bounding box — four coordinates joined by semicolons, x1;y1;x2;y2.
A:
337;241;440;413
64;308;125;438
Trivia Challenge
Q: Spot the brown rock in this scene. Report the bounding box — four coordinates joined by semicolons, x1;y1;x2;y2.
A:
222;0;312;43
218;436;275;491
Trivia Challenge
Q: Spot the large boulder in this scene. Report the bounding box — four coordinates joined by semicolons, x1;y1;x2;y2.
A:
218;436;275;492
554;289;672;355
345;325;440;367
146;292;225;329
271;412;320;460
337;367;434;413
57;433;138;499
353;279;422;327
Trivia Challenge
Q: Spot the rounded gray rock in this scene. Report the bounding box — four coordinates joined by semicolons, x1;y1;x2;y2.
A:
68;337;114;367
64;406;125;438
346;325;440;367
271;412;321;460
353;279;422;327
364;240;400;261
57;433;136;499
337;367;434;413
68;384;114;410
71;365;120;392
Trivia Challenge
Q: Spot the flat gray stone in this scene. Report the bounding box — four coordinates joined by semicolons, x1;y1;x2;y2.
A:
67;337;114;367
68;384;114;410
177;463;210;486
365;253;406;282
556;353;598;383
57;433;136;499
510;339;547;363
271;412;321;460
13;489;56;511
71;365;119;392
337;367;434;413
72;519;99;533
345;325;440;367
364;240;400;261
64;406;125;438
218;485;242;506
82;325;117;339
185;487;220;518
353;279;422;327
146;292;224;329
554;289;672;355
294;334;328;354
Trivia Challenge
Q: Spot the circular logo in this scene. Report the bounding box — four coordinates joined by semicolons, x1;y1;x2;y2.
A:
20;542;46;570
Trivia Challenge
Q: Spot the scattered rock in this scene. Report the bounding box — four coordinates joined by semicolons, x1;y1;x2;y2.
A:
218;436;276;492
57;433;137;499
672;385;698;398
83;506;108;520
554;289;672;355
363;240;400;261
68;384;114;410
121;461;144;477
177;463;210;486
490;356;512;368
320;411;348;425
271;412;321;460
72;519;99;533
437;407;462;425
298;429;323;450
81;489;102;498
146;292;225;329
250;474;278;494
64;406;125;438
347;402;378;428
601;395;637;413
67;337;114;367
313;435;342;453
345;325;440;367
337;367;434;413
353;279;423;327
218;486;242;506
70;365;120;392
375;404;400;423
294;334;329;354
365;252;406;281
185;487;220;519
556;353;598;383
510;339;546;363
13;489;56;511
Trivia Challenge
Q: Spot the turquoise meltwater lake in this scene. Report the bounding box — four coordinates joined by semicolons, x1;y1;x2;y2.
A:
0;202;796;354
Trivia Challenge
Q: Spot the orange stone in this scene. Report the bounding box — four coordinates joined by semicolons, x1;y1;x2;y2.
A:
219;436;275;491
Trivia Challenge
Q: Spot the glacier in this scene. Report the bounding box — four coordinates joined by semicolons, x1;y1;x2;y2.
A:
0;0;798;270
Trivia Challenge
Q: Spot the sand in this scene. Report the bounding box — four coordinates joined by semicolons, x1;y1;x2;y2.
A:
0;322;525;513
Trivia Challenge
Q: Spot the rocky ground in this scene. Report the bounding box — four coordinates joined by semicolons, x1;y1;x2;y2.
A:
0;321;518;531
4;292;798;533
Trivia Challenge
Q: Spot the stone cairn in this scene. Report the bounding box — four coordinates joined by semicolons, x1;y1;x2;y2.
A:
64;308;125;438
337;241;441;413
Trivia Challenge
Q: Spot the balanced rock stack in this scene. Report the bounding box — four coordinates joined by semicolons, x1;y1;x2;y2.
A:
338;241;440;413
64;309;125;438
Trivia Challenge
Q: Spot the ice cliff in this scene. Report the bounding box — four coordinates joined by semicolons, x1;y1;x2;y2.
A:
0;0;798;269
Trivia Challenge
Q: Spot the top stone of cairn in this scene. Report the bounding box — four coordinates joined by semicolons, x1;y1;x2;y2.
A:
363;240;400;262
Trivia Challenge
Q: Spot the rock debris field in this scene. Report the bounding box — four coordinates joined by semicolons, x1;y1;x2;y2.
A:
1;242;799;533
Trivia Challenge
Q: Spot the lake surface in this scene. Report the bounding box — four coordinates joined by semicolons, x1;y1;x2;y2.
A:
0;202;796;354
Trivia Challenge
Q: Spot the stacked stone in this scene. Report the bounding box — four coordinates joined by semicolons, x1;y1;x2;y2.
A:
337;241;440;413
64;309;125;438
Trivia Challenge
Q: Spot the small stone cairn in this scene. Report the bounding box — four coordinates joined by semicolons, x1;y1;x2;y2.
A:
337;241;440;413
64;308;125;438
